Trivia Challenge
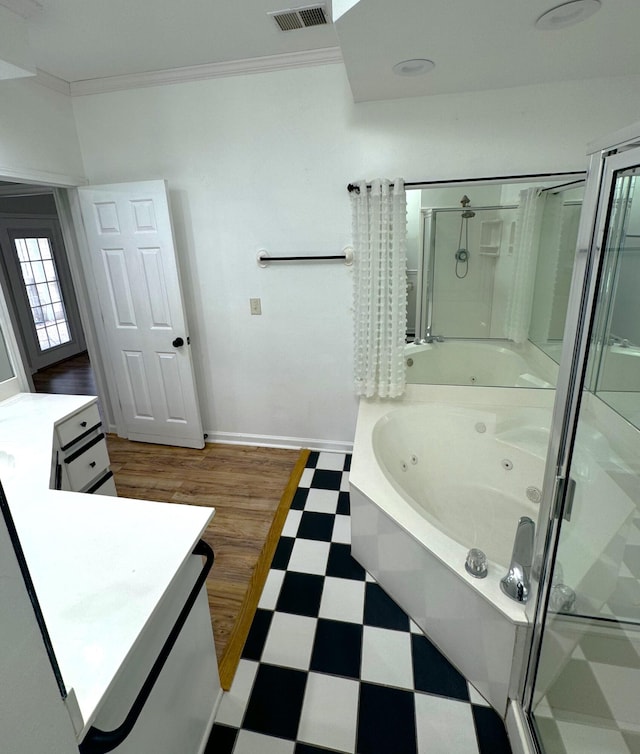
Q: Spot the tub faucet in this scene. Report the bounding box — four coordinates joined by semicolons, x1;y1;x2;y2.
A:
421;335;445;344
500;516;535;602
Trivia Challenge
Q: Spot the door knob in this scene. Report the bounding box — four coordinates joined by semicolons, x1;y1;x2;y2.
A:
172;337;184;348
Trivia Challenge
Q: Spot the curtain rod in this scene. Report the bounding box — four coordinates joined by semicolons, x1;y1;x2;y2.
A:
347;172;585;194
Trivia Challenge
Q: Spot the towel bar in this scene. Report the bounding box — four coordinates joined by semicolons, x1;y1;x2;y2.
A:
257;247;353;267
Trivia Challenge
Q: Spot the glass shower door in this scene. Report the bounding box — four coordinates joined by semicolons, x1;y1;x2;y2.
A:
529;152;640;754
427;206;519;338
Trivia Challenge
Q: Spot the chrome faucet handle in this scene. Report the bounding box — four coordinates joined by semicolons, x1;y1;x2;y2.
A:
500;516;535;603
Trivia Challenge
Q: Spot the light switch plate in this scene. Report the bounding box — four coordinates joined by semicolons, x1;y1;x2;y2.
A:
250;298;262;315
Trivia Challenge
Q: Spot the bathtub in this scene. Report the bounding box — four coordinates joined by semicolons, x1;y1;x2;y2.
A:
350;385;635;717
372;403;546;569
405;340;557;388
349;386;556;715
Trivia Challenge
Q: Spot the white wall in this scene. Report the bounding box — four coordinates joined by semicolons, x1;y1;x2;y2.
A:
0;77;84;182
71;66;640;448
0;77;85;393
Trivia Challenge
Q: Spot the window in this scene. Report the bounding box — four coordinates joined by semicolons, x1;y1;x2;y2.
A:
14;236;72;352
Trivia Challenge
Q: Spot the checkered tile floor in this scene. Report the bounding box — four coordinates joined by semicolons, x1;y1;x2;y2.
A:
205;451;513;754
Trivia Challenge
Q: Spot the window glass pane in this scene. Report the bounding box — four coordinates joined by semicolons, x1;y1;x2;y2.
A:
37;329;49;349
43;260;56;280
37;238;52;260
52;302;64;320
25;283;40;306
48;281;61;303
31;261;46;284
42;304;55;323
26;238;41;261
20;262;35;286
56;322;70;344
14;239;28;262
36;283;51;306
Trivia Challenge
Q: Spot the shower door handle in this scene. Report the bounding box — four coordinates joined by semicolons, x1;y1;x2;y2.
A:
563;477;577;522
557;476;577;522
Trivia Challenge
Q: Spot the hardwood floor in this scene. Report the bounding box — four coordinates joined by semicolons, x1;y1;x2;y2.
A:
32;352;97;395
105;436;301;672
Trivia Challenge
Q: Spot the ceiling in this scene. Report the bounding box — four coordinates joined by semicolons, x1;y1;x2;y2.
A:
335;0;640;102
2;0;640;101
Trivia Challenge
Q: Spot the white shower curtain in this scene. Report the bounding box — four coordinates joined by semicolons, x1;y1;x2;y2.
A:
505;187;547;343
351;178;407;398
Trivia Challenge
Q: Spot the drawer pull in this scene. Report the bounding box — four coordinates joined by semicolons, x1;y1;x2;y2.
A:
60;422;103;451
80;421;88;428
78;540;215;754
54;452;62;491
86;471;114;494
89;461;96;468
64;433;105;464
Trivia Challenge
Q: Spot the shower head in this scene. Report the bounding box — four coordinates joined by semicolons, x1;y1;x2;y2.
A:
460;195;475;218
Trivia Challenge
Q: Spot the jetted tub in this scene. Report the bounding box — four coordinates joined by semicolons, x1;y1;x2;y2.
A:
350;386;635;716
349;388;556;715
372;404;545;569
405;340;557;388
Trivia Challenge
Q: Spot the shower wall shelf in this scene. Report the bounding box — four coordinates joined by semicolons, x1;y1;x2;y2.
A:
257;247;353;267
478;219;503;257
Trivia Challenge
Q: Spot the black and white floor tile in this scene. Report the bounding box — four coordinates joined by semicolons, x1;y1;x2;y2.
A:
206;451;513;754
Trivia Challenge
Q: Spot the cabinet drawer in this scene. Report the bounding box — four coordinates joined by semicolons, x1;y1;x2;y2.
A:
86;471;118;497
64;434;110;491
57;402;103;451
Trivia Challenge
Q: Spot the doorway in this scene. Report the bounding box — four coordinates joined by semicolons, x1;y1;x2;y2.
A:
0;187;96;397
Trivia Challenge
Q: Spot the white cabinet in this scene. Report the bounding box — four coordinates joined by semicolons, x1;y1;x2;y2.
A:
79;547;220;754
52;400;117;496
0;392;219;754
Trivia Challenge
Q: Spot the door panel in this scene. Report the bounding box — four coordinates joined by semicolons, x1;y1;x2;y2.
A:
529;149;640;754
78;180;204;449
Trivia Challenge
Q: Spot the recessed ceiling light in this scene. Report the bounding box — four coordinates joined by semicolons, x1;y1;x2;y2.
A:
535;0;601;30
392;59;435;77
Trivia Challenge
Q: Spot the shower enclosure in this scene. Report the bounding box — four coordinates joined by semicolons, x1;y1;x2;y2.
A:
420;202;519;339
520;126;640;754
414;184;583;347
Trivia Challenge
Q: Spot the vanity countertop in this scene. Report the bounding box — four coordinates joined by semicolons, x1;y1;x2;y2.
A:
0;392;214;737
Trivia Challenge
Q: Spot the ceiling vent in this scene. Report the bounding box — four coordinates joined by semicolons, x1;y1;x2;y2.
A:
269;5;328;31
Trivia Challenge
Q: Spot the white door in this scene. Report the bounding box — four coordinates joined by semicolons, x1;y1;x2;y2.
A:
77;180;204;449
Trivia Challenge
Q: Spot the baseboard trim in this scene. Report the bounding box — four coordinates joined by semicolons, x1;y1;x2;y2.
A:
205;430;353;454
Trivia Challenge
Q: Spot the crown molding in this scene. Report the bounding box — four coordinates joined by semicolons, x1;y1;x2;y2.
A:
34;68;71;95
70;46;343;96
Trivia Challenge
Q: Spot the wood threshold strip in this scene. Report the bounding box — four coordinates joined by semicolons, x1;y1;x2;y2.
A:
217;447;311;690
